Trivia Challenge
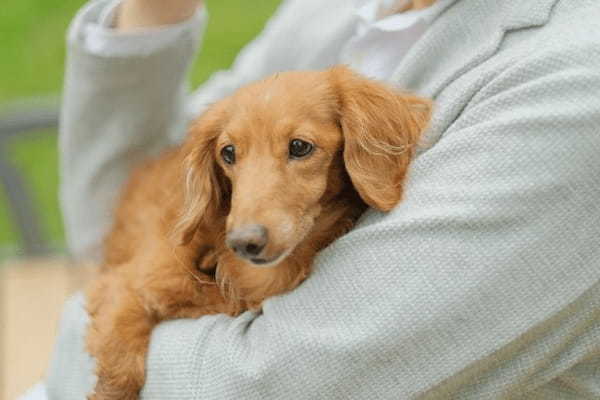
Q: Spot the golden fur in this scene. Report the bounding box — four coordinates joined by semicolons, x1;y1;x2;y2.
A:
86;66;431;399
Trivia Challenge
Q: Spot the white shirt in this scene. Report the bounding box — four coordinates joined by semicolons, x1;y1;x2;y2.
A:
341;0;452;80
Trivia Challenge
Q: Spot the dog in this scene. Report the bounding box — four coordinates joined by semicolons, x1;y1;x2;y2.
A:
85;66;431;399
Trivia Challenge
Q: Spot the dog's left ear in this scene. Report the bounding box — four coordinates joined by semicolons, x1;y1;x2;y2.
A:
172;107;230;245
330;66;431;211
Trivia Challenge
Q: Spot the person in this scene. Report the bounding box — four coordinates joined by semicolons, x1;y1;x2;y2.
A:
24;0;600;398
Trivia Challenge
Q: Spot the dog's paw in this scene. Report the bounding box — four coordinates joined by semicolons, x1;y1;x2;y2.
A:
90;370;143;400
88;385;140;400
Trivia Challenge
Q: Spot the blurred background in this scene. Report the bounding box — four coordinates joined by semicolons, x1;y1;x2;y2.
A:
0;0;280;398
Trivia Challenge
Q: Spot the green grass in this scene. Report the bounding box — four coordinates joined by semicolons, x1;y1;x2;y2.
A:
0;0;281;258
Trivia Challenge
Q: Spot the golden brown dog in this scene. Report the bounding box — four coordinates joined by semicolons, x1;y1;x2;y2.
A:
86;66;431;399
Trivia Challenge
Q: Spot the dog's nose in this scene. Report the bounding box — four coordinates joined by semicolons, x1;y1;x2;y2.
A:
226;224;268;258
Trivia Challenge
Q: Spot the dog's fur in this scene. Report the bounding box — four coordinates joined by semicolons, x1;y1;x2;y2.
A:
86;67;431;399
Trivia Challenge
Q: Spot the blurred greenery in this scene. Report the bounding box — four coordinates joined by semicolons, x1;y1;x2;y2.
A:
0;0;281;258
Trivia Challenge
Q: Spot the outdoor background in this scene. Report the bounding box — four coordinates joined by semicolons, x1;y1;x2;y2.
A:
0;0;282;260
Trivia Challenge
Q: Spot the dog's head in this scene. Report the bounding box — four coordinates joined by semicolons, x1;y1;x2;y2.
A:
174;66;431;266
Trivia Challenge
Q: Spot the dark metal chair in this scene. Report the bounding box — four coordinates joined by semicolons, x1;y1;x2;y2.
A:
0;98;60;256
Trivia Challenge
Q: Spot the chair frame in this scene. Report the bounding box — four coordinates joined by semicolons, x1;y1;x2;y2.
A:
0;99;60;256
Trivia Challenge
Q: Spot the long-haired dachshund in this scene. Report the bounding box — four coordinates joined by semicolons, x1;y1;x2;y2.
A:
86;66;431;399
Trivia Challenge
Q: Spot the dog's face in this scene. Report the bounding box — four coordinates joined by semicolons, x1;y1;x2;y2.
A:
214;76;345;266
176;67;431;267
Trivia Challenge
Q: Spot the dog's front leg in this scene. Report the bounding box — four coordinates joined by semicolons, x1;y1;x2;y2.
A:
87;272;154;400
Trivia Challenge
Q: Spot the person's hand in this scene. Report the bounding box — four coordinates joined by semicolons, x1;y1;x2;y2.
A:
117;0;203;31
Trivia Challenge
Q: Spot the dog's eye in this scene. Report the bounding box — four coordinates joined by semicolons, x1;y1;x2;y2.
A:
221;145;236;165
289;139;313;159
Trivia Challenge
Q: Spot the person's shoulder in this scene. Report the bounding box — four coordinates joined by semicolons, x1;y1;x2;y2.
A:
517;0;600;67
493;0;599;89
546;0;600;30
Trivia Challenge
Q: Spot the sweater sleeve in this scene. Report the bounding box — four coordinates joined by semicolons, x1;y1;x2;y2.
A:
59;0;207;259
80;0;207;58
139;34;600;399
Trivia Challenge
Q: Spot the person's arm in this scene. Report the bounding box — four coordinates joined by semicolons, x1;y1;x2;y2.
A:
48;32;600;399
59;0;207;260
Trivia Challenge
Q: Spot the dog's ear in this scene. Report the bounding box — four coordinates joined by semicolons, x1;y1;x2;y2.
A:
172;109;230;245
330;66;431;211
